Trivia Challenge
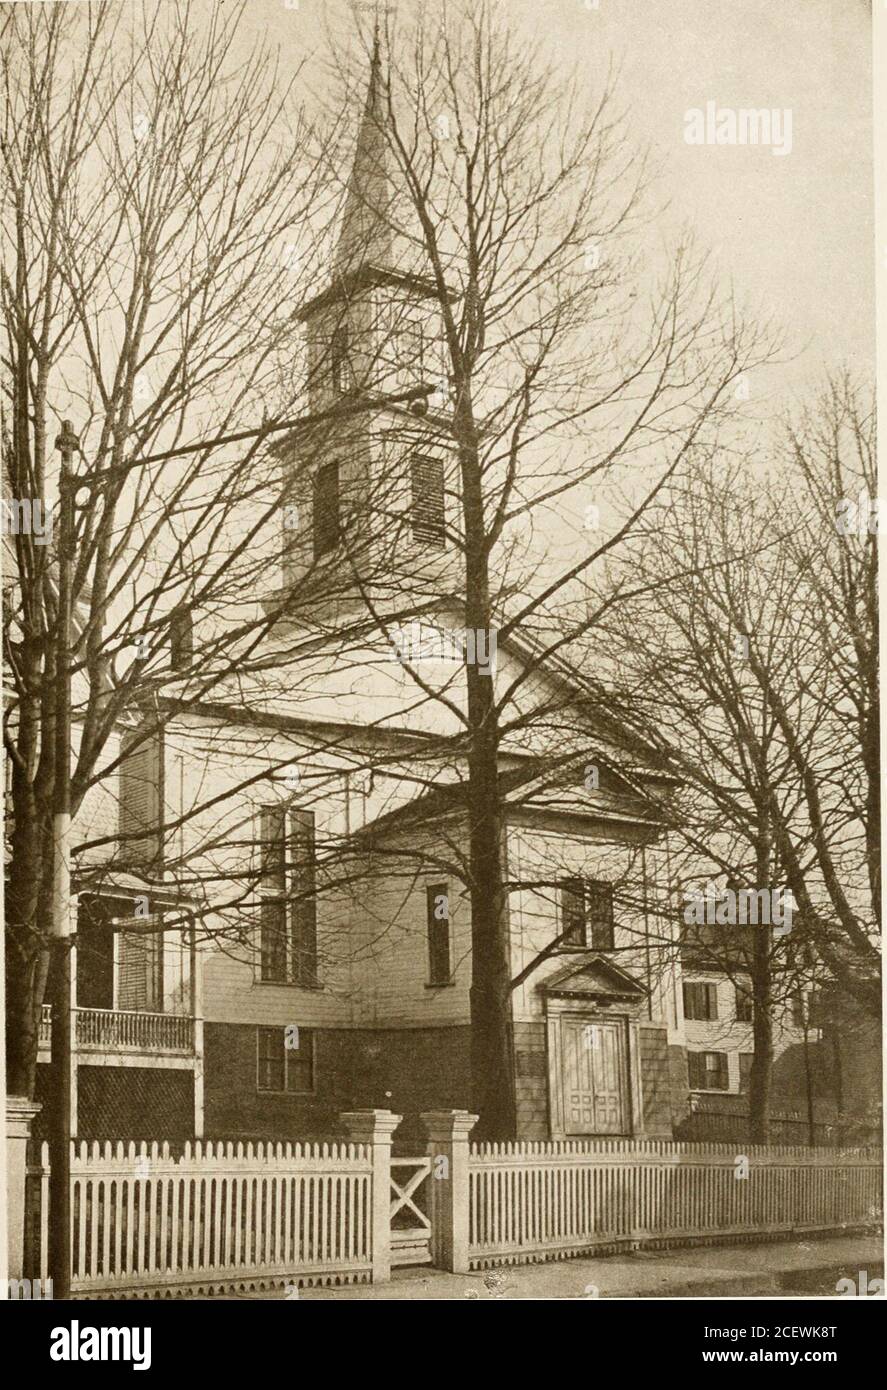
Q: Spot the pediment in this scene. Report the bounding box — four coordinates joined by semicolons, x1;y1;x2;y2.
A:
539;955;648;1001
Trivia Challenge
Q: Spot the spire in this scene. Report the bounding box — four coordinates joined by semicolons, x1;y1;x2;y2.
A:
334;28;395;274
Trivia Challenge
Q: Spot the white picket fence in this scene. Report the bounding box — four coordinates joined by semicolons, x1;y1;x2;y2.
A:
24;1126;882;1293
28;1139;374;1297
468;1139;883;1268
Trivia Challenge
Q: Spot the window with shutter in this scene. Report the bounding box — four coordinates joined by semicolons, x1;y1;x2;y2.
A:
683;981;718;1020
410;455;446;548
688;1050;728;1090
258;806;318;987
313;461;341;559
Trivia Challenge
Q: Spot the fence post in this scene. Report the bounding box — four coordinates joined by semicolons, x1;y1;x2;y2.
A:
421;1110;478;1273
5;1097;42;1284
339;1109;401;1283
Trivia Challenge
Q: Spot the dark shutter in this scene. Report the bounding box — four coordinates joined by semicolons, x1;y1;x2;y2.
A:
260;806;287;982
289;810;317;986
169;607;193;671
559;878;586;946
426;883;451;984
313;462;341;559
411;455;446;548
587;880;614;950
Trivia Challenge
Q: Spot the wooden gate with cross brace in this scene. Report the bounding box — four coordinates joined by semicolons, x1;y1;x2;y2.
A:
390;1155;433;1266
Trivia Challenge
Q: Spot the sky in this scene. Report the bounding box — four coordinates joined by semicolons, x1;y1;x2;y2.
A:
234;0;875;412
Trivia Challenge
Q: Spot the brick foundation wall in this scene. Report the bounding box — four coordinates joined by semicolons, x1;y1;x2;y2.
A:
203;1022;473;1146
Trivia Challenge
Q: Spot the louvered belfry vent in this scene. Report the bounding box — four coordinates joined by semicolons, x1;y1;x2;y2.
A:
410;454;445;548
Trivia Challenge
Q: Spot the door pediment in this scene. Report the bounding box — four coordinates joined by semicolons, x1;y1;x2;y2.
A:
540;955;648;1007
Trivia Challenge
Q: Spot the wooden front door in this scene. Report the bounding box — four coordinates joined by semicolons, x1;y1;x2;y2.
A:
561;1018;628;1134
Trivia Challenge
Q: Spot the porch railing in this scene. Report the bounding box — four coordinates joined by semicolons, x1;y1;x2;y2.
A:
39;1005;194;1055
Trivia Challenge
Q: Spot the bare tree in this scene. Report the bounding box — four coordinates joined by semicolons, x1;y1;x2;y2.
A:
306;2;778;1138
600;378;878;1140
1;0;346;1098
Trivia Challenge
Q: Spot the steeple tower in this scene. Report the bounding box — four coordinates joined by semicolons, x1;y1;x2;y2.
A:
275;33;458;628
334;26;394;276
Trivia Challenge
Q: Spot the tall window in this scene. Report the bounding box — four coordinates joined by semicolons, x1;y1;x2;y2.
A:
683;980;718;1021
734;983;753;1022
330;322;353;395
256;1026;315;1093
411;455;446;548
313;461;341;559
259;807;318;987
558;878;615;949
688;1050;728;1091
738;1052;753;1094
426;882;452;985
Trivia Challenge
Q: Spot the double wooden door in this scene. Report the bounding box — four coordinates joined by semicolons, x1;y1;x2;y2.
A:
561;1018;628;1134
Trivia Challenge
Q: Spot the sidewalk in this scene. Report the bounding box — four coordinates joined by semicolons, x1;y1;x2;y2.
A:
273;1234;884;1300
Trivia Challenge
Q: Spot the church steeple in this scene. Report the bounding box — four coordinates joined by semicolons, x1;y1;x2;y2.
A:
334;28;395;275
275;35;458;627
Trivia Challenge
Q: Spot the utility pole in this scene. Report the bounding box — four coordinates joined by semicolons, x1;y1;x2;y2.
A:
48;418;79;1300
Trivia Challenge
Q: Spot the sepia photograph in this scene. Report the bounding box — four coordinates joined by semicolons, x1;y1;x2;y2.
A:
0;0;883;1341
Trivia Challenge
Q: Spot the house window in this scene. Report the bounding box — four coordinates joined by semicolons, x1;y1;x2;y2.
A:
411;455;446;549
256;1026;315;1093
259;806;318;987
734;984;753;1022
739;1052;753;1094
313;461;341;559
688;1050;728;1091
683;981;718;1021
426;883;452;985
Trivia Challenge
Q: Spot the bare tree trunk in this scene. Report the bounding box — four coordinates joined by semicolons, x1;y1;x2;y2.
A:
748;822;773;1145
